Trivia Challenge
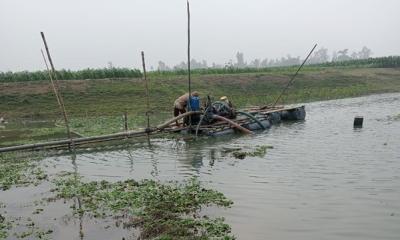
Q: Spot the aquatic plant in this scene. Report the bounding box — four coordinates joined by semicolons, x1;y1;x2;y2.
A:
1;215;53;240
0;153;47;191
231;145;273;159
0;213;11;239
53;175;234;239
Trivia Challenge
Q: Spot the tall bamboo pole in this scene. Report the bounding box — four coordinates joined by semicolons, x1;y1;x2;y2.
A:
187;0;192;128
141;51;151;145
40;32;73;147
272;44;317;107
41;49;64;121
141;51;150;130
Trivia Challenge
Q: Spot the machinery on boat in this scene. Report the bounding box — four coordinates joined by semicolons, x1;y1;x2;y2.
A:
165;96;306;136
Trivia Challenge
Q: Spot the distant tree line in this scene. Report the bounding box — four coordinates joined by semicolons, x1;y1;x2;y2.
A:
151;56;400;77
2;48;400;82
157;46;375;70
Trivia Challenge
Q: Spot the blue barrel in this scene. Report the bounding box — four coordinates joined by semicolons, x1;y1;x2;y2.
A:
189;96;200;111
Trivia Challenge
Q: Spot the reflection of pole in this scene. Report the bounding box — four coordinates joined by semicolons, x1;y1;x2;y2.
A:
187;0;192;128
141;51;151;145
272;44;317;107
40;32;74;149
149;148;158;177
127;149;135;173
71;154;83;240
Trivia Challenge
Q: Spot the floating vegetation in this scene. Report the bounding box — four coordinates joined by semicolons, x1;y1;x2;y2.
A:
0;213;11;239
229;145;273;159
0;153;47;191
1;215;53;240
52;175;235;239
384;113;400;122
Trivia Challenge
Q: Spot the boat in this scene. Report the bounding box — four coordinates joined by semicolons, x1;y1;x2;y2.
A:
163;102;306;136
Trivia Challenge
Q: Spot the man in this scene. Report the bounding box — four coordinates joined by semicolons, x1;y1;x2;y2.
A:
218;96;236;119
173;91;200;126
220;96;233;108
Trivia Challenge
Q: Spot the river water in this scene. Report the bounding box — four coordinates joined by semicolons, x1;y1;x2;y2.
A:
1;93;400;239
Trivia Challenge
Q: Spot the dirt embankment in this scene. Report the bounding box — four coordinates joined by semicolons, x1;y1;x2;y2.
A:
1;67;400;119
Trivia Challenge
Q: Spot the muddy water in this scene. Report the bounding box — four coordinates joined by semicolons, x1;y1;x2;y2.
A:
1;93;400;239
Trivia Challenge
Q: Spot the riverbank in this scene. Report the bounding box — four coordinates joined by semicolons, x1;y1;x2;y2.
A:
1;66;400;146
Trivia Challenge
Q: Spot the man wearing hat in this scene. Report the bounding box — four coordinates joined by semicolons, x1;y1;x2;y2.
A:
218;96;236;119
220;96;233;108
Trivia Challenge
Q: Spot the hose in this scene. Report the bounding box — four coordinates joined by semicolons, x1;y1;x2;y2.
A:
156;111;202;130
211;115;253;134
237;111;266;130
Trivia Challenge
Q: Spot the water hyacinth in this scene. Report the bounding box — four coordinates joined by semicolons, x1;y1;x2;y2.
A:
53;175;234;239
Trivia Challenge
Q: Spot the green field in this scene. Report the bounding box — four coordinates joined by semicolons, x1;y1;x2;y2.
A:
1;62;400;146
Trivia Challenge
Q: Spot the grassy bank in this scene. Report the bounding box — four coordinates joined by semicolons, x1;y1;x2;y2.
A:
1;66;400;146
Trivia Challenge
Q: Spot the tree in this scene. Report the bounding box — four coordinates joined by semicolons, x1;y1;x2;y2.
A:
337;49;351;61
249;59;261;68
157;61;170;71
332;51;338;62
235;52;246;68
260;58;269;67
358;46;372;59
351;52;359;59
308;47;330;64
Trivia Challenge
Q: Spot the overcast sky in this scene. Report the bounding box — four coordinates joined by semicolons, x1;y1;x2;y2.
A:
1;0;399;71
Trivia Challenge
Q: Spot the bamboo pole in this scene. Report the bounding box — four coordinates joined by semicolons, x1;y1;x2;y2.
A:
186;0;192;127
41;49;64;123
272;44;317;107
141;51;151;144
0;111;201;153
40;32;74;148
123;112;128;131
141;51;150;130
0;129;152;153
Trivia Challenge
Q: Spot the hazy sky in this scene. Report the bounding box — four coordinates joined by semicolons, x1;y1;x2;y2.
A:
1;0;399;71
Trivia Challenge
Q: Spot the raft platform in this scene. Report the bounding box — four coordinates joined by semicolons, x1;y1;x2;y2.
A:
165;105;306;136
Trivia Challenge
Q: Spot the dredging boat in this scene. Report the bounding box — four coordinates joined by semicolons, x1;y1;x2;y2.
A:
204;105;305;136
162;98;306;137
